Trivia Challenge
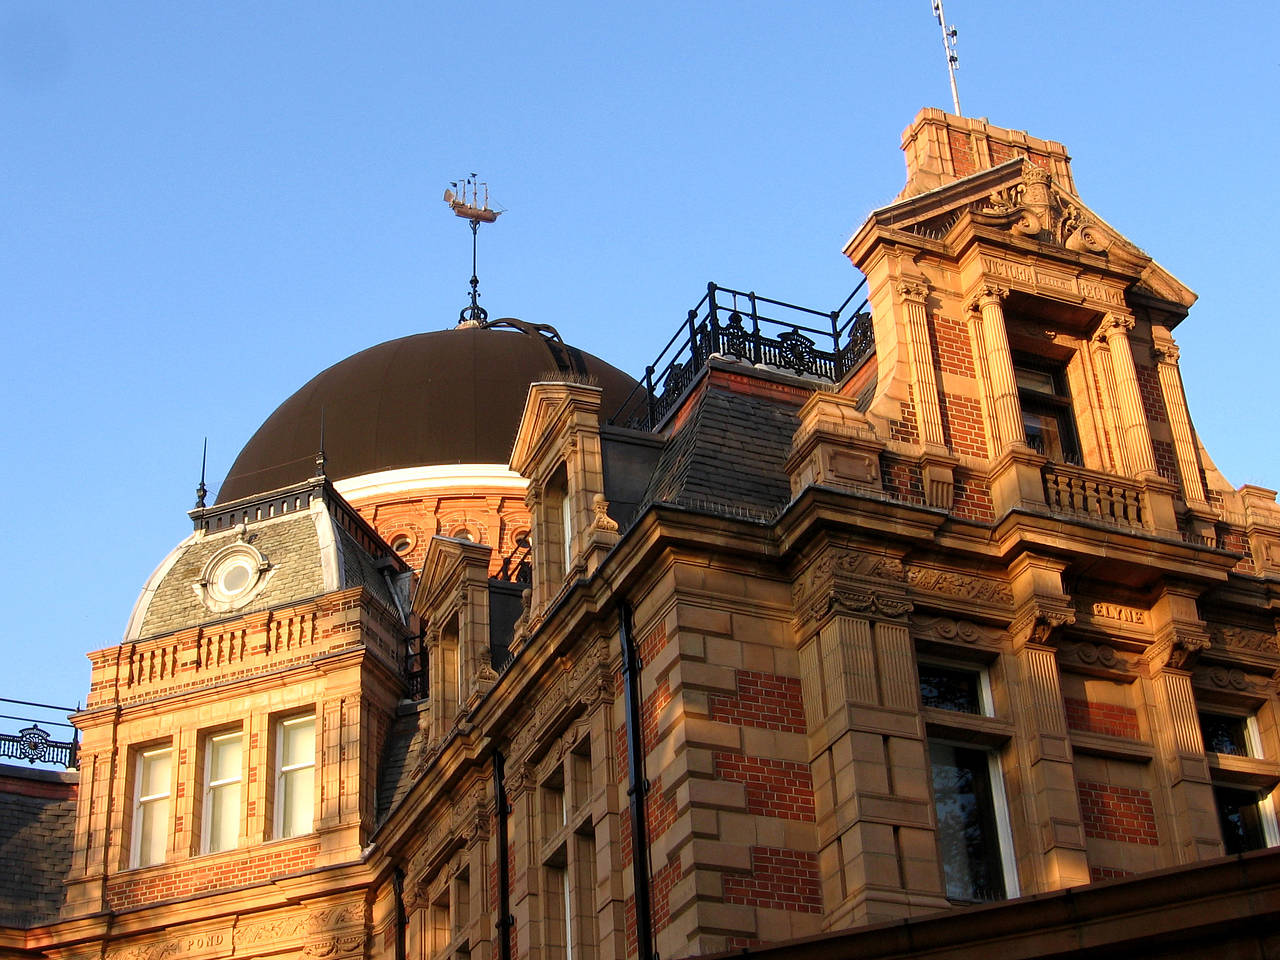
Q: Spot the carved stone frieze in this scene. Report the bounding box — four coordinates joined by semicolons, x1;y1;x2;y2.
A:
904;565;1014;607
912;615;1000;648
1058;639;1125;673
1209;624;1280;656
112;928;234;960
234;916;307;951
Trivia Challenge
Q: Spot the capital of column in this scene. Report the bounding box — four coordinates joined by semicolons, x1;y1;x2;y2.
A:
894;277;930;304
967;282;1008;313
1095;314;1136;344
1153;339;1181;365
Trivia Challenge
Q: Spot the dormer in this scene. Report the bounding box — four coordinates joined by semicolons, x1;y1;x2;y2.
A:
842;109;1212;538
412;536;501;745
510;382;620;620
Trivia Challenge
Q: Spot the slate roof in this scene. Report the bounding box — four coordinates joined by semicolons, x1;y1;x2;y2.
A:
377;701;431;822
135;495;403;642
0;769;77;928
139;511;327;639
643;382;800;521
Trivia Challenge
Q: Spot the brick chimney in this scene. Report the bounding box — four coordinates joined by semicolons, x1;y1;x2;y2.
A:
898;107;1076;199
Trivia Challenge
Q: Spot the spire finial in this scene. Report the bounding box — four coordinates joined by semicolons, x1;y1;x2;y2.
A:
931;0;963;115
315;407;327;478
443;175;503;326
195;437;208;509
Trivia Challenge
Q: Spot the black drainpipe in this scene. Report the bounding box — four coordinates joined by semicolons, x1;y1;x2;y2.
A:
494;750;514;960
619;600;656;960
392;867;407;960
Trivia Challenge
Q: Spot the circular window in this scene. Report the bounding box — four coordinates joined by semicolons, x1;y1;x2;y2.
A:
391;535;412;555
452;527;474;542
210;554;257;601
197;542;271;612
217;560;253;594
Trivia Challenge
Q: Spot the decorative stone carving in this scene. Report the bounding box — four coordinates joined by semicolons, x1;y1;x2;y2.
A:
1207;666;1250;691
904;565;1015;606
912;615;1000;647
590;494;618;533
1209;624;1279;655
895;278;929;302
1058;640;1123;672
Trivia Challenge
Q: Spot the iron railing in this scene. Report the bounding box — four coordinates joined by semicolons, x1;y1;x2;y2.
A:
0;698;79;769
610;280;874;431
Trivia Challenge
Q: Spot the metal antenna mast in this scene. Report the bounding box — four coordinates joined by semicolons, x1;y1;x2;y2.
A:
444;174;502;325
931;0;962;115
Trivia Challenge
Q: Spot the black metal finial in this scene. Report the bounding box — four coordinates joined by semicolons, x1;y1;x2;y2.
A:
195;437;208;509
316;407;327;477
443;175;502;326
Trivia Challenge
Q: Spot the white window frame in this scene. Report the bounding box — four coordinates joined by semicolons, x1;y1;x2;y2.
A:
131;745;172;868
202;730;243;854
560;487;573;571
275;714;316;839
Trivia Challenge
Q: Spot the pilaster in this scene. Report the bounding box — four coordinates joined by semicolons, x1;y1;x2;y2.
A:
1096;315;1157;478
897;277;946;451
1152;335;1208;509
969;283;1024;454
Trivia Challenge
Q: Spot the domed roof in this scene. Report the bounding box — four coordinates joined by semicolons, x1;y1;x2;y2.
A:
217;322;639;503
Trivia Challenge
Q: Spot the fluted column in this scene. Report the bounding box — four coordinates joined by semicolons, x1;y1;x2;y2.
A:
1153;337;1208;507
1097;315;1157;477
897;278;945;449
970;283;1024;453
965;299;999;457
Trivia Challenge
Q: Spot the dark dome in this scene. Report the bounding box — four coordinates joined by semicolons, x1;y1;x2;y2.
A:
217;323;639;503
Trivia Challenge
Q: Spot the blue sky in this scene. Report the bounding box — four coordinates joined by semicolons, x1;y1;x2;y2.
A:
2;2;1277;711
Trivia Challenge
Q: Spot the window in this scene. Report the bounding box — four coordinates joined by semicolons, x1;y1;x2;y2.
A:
1199;710;1279;855
919;662;989;715
560;487;573;570
1015;358;1080;464
132;745;171;867
919;660;1017;902
203;730;242;854
276;715;316;838
929;742;1016;902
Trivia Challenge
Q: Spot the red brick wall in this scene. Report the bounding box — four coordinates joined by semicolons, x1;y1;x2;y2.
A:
722;847;822;914
881;458;925;506
940;392;988;459
107;841;320;908
931;315;976;378
713;754;815;823
1077;781;1158;845
1063;698;1140;739
709;671;806;734
888;389;920;445
1152;438;1181;486
1134;364;1168;424
948;130;977;177
952;471;995;523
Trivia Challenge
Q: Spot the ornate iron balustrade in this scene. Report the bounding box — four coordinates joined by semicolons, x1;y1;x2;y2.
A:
0;698;79;769
611;280;873;431
1043;465;1146;529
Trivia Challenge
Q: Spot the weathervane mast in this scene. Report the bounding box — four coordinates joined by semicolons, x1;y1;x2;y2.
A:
444;174;503;326
931;0;962;116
